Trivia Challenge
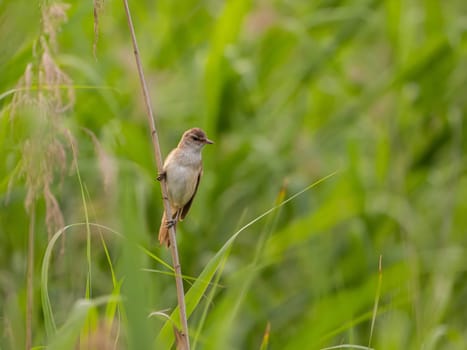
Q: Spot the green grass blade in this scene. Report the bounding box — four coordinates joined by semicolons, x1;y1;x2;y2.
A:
47;296;119;350
156;172;337;348
40;223;123;338
368;255;382;347
259;322;271;350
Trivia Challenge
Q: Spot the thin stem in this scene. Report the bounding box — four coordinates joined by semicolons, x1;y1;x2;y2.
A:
26;203;36;350
121;1;190;348
368;255;382;348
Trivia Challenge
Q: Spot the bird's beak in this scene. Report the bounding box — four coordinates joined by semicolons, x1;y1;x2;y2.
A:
205;138;214;144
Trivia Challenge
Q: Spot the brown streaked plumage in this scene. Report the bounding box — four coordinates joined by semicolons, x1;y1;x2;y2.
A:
158;128;213;247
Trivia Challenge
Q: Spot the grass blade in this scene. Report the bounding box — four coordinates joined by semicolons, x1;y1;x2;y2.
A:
156;172;337;348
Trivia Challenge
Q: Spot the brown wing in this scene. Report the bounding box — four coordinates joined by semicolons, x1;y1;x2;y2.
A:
180;169;202;220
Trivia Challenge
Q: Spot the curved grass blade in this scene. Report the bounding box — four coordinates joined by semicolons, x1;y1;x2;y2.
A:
41;222;122;338
48;296;119;350
156;171;338;348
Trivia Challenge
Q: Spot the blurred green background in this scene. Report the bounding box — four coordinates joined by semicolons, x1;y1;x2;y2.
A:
1;0;467;349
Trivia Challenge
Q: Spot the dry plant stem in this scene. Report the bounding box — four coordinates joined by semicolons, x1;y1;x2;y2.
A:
121;0;190;348
26;204;36;350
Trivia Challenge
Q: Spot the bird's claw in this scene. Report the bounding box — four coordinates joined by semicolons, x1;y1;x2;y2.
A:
165;218;176;228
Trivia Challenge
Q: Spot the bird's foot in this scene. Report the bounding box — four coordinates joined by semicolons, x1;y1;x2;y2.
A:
165;218;177;229
156;171;166;181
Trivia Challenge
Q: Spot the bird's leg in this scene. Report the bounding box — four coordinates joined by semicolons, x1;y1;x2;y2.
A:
165;210;180;229
165;218;176;228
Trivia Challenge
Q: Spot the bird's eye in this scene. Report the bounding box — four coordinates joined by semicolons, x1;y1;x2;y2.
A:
191;135;199;141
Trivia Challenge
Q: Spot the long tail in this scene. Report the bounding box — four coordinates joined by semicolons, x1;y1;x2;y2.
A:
158;211;177;247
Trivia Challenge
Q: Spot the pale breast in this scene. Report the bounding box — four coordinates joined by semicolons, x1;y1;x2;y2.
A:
164;150;202;209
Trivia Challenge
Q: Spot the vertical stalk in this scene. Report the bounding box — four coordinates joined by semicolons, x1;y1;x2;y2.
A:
26;204;36;350
121;1;190;348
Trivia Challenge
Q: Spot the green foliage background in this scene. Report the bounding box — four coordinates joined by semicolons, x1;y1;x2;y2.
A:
1;0;467;349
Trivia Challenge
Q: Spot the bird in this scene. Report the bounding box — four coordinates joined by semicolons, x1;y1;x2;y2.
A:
157;128;213;247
